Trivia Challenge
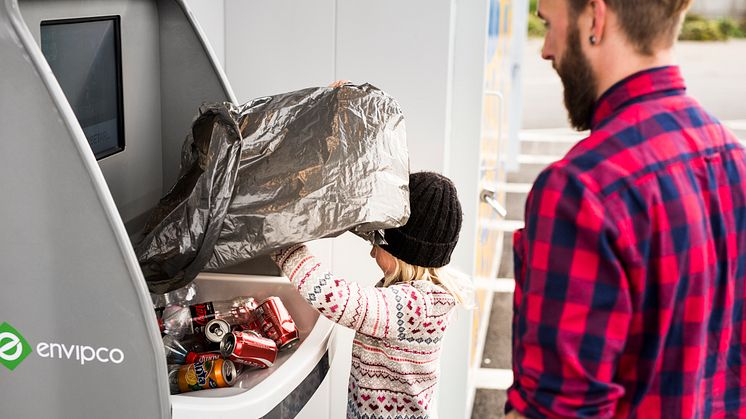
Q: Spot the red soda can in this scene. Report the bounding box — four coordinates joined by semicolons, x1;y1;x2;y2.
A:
249;297;300;350
221;331;277;368
184;351;222;364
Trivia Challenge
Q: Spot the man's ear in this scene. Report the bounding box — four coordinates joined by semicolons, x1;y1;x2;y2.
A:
589;0;608;45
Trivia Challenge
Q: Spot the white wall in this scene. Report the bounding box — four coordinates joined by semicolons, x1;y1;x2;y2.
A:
223;0;335;101
221;1;456;173
446;1;490;417
334;2;453;173
184;0;225;67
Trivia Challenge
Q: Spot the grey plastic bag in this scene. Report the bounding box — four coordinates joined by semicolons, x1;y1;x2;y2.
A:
136;84;409;293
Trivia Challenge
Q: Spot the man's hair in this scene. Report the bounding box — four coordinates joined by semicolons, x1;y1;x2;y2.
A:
569;0;693;55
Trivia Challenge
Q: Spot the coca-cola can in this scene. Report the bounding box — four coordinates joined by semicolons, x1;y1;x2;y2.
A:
221;331;277;368
205;318;231;344
250;297;300;350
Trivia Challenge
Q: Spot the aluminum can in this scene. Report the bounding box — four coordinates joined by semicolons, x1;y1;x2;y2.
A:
175;358;237;393
184;351;222;364
204;318;232;344
221;331;277;368
250;297;300;350
189;296;258;335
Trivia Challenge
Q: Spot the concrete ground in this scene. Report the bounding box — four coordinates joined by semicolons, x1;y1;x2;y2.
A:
522;39;746;129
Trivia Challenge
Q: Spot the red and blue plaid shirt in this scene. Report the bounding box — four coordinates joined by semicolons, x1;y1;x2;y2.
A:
508;66;746;418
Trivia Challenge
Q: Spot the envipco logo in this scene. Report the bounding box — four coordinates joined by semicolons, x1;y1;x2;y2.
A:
0;322;32;371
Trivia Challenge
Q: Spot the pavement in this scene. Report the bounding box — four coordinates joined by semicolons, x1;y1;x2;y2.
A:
521;39;746;129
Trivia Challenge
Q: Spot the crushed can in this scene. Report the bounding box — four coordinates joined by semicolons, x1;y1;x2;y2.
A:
221;331;277;369
249;297;300;350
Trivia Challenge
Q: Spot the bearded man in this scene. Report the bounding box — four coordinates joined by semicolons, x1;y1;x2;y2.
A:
508;0;746;417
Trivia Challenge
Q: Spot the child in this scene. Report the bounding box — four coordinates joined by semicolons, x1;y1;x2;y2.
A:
272;171;467;419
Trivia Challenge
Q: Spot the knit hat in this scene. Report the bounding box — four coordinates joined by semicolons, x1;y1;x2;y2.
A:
381;172;463;268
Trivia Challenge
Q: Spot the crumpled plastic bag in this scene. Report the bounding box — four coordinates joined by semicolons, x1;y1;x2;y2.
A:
136;83;409;293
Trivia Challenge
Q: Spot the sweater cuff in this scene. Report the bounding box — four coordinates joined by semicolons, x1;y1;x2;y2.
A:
271;244;306;268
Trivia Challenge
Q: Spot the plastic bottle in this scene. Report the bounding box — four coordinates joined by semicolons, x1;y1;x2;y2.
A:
167;364;182;394
162;334;218;364
151;282;198;309
156;296;257;339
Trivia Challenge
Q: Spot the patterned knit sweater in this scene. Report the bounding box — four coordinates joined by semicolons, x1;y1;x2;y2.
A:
272;244;456;419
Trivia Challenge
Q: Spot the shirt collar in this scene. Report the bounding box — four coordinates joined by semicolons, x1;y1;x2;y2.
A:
591;66;686;129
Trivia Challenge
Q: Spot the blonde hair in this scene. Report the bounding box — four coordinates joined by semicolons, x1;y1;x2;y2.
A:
382;256;468;305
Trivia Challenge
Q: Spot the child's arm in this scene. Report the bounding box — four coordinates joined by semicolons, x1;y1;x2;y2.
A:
272;244;453;340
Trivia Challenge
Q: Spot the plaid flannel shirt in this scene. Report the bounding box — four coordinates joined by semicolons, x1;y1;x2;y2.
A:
508;66;746;418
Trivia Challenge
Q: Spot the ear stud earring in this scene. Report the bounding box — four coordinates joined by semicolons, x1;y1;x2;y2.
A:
590;35;598;45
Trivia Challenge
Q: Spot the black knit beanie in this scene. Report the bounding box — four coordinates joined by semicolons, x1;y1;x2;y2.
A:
381;172;463;268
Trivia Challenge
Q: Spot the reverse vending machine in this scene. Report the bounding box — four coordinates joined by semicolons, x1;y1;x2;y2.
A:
0;1;334;417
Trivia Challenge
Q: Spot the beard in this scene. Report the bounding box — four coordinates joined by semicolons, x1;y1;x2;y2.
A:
556;25;598;131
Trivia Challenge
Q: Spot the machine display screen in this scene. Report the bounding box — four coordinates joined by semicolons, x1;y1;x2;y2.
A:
41;16;124;160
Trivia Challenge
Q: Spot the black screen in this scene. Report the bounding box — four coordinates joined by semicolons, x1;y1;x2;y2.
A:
41;16;124;160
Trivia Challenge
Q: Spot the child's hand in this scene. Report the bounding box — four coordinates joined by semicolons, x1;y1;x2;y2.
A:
328;80;352;88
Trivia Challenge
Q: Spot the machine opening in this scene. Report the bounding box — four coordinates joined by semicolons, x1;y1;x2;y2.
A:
41;16;125;160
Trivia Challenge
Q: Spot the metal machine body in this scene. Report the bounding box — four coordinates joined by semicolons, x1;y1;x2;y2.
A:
0;1;333;417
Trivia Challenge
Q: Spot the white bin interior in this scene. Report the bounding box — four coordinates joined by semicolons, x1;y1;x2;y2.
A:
182;275;324;397
171;274;334;417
